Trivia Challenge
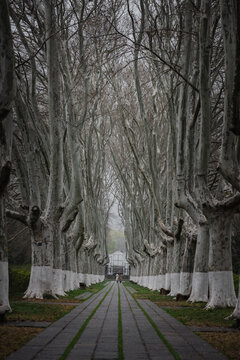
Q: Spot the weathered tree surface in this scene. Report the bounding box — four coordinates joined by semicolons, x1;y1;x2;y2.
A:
4;0;240;320
0;0;15;313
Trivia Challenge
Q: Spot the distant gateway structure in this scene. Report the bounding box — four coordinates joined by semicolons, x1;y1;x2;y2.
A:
106;251;130;277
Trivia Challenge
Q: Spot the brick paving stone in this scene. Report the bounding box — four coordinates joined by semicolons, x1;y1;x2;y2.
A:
93;284;118;358
120;285;150;360
68;282;118;359
139;299;229;360
7;283;111;360
74;292;91;299
126;286;137;293
6;281;231;360
121;286;175;360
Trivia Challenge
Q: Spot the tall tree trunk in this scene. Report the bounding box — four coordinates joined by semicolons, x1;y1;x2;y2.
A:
24;218;53;299
189;0;211;302
207;214;236;308
43;0;64;296
179;233;196;296
189;224;209;302
0;0;15;313
218;0;240;319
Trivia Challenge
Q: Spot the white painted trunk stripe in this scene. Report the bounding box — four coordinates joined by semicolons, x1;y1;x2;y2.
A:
207;271;237;309
169;273;180;296
189;272;208;303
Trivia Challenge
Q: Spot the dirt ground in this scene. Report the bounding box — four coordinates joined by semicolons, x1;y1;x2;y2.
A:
198;332;240;360
0;326;43;360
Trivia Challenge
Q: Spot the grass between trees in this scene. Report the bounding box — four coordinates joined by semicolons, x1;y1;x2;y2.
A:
125;279;240;360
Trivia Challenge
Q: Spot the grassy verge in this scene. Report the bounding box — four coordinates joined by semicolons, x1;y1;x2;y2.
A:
57;280;108;301
165;306;236;328
0;326;42;360
7;302;75;322
118;286;124;360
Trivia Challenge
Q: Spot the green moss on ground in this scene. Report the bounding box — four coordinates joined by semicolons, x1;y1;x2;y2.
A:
7;302;75;322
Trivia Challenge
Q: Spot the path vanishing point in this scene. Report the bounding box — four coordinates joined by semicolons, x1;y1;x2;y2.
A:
7;282;228;360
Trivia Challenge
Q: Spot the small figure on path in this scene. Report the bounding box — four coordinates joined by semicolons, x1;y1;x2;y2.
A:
116;273;119;283
119;274;123;283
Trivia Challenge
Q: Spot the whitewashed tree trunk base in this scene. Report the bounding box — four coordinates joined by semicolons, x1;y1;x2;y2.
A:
228;277;240;320
157;274;166;290
189;272;208;302
63;270;78;292
73;271;79;289
84;274;91;286
165;273;171;290
92;274;96;284
0;261;10;310
78;273;84;284
24;266;53;299
143;276;148;288
180;272;192;296
206;271;237;309
52;269;66;296
169;273;180;296
155;275;161;290
63;270;71;292
148;276;154;289
152;276;157;290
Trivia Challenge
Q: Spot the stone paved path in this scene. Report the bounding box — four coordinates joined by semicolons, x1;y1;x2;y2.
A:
74;292;92;300
7;282;228;360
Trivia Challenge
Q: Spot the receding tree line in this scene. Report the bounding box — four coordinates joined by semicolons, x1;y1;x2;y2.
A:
0;0;240;323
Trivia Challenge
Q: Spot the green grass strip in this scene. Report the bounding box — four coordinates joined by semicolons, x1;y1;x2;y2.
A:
124;284;181;360
59;283;113;360
118;286;124;360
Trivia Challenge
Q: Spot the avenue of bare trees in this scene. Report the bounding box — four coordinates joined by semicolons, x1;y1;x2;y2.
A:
0;0;240;323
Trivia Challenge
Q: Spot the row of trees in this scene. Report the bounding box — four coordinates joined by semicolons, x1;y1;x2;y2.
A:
106;0;240;320
0;0;240;323
0;0;117;311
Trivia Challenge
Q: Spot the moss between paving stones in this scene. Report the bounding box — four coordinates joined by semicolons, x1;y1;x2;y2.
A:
124;284;181;360
4;281;108;359
124;280;240;360
118;285;124;360
59;283;114;360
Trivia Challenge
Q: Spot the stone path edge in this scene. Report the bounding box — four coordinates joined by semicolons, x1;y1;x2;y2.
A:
123;284;181;360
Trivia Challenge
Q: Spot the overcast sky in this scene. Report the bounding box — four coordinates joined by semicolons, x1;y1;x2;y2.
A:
108;200;124;231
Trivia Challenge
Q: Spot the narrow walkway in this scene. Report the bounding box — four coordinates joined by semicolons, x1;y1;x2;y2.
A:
7;282;228;360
